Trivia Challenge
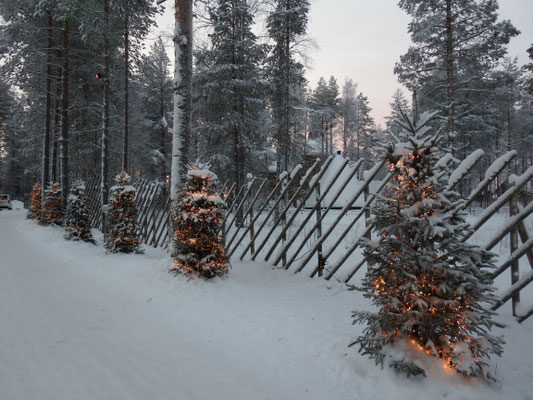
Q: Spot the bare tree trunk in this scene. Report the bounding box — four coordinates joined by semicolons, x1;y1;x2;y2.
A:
122;10;129;173
342;114;347;154
60;20;69;204
411;88;419;123
101;0;110;230
51;127;59;182
328;121;333;156
52;62;62;183
445;0;455;153
283;2;290;172
170;0;192;205
41;13;53;217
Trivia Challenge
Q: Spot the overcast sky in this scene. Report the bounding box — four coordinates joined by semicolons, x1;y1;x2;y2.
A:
151;0;533;127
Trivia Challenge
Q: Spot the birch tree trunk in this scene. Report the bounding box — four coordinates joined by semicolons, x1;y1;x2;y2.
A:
170;0;192;205
122;10;129;173
52;50;62;183
283;6;290;173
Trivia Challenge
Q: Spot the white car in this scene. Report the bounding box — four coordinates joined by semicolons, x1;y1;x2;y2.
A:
0;194;12;210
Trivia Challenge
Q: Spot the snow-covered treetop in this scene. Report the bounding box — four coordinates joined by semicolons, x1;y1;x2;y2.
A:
181;163;224;206
390;110;440;155
110;171;136;195
187;163;218;186
71;179;86;192
46;182;61;193
67;180;87;202
380;109;467;224
114;171;131;186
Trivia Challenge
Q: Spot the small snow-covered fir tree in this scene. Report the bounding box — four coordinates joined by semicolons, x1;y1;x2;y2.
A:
43;182;63;225
105;172;142;253
27;182;42;221
352;111;503;380
64;180;96;244
171;164;229;279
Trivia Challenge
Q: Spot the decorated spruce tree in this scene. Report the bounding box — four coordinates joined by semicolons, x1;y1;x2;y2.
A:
352;111;503;380
105;171;142;253
43;182;63;225
171;164;229;279
27;182;42;221
64;180;96;244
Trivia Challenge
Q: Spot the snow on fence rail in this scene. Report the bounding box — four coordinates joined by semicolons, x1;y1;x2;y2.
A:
84;150;533;323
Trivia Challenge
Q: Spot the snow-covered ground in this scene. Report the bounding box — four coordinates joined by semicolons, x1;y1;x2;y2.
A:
1;207;532;400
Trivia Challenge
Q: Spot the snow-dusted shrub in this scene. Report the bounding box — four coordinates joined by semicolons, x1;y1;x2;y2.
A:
105;172;142;253
64;180;96;244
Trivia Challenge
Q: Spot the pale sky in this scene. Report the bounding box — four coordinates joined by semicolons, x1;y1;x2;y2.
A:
151;0;533;127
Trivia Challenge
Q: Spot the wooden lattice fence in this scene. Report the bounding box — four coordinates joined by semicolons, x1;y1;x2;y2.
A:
223;151;533;323
84;149;533;323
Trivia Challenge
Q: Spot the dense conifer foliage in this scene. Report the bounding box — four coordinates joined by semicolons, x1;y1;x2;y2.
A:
105;172;142;254
352;111;503;380
64;180;95;244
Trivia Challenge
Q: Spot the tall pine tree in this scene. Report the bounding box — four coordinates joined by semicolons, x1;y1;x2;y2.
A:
309;76;339;155
267;0;309;173
136;36;173;181
353;92;374;165
394;0;519;154
194;0;268;188
339;79;358;156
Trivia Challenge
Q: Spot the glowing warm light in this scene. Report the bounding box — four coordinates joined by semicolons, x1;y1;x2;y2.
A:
29;182;42;221
171;166;228;279
43;182;63;224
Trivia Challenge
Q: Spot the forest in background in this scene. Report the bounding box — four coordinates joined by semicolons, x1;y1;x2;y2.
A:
1;0;532;202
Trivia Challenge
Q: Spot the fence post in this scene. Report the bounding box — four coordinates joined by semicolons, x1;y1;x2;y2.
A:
364;183;371;242
510;191;520;316
248;174;255;257
315;179;324;276
281;173;288;268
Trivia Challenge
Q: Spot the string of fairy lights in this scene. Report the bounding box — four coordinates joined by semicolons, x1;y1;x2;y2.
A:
353;112;501;379
43;182;63;225
172;167;229;279
28;182;42;221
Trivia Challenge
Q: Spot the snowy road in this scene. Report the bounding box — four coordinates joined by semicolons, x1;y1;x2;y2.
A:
1;209;533;400
0;210;357;400
0;212;261;399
